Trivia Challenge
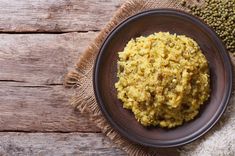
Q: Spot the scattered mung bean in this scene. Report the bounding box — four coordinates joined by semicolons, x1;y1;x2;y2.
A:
181;0;235;53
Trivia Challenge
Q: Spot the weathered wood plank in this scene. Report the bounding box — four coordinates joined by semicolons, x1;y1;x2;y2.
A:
0;83;99;132
0;32;96;84
0;132;126;156
0;0;122;32
0;32;100;132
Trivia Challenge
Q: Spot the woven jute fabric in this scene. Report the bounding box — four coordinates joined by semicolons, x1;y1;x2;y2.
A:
64;0;235;155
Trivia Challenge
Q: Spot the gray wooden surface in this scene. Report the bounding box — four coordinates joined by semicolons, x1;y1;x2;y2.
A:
0;0;121;32
0;0;126;155
0;133;126;156
1;0;234;155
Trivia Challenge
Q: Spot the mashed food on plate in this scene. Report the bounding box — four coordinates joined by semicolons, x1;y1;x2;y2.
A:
115;32;210;128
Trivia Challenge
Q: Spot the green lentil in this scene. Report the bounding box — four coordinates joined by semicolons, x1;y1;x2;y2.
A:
181;0;235;53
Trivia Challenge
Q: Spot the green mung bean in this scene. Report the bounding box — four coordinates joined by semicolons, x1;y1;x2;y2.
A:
181;0;235;53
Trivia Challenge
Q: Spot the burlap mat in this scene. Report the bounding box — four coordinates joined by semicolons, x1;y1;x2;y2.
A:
64;0;235;155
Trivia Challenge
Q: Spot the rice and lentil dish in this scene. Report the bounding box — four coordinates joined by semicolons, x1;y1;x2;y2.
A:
115;32;210;128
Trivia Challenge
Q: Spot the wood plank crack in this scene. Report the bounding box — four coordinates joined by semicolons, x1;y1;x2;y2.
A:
0;80;25;83
0;30;100;34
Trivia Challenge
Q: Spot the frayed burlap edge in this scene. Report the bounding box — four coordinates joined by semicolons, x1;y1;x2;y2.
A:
63;0;215;155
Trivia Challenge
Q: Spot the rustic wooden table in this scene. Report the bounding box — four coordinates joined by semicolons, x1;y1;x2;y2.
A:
0;0;126;155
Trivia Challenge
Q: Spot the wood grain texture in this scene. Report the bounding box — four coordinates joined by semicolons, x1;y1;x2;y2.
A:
0;32;100;132
0;1;233;155
0;0;122;32
0;132;126;156
0;1;127;154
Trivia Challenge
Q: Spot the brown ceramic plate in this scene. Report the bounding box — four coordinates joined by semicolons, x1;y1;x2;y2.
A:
93;9;233;147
